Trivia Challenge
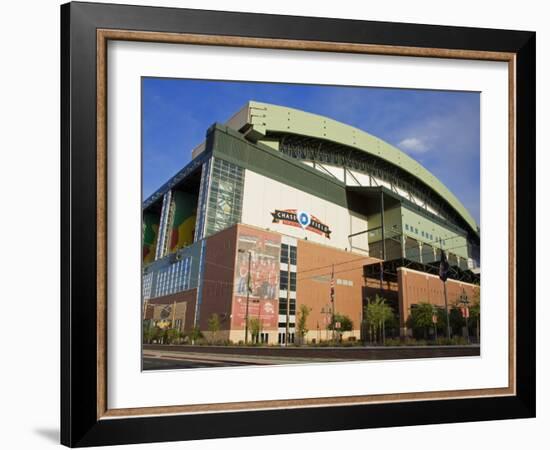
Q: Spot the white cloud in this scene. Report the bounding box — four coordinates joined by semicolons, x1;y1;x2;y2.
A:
397;137;430;153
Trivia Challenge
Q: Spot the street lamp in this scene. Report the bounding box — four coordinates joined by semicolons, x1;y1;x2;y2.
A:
438;240;451;340
320;304;332;341
459;288;470;343
238;248;252;344
432;305;439;342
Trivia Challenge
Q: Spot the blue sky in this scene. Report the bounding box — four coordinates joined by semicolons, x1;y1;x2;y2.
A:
142;78;480;223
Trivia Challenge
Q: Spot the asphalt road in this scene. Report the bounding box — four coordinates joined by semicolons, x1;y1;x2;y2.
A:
144;343;480;360
142;344;480;370
143;357;252;370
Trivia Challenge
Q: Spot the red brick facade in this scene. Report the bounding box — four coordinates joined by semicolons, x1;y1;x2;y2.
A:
397;267;479;331
296;239;378;339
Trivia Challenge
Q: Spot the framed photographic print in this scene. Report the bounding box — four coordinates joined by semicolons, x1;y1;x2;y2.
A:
60;1;536;447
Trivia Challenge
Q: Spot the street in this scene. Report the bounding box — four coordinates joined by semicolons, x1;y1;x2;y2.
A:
142;344;480;370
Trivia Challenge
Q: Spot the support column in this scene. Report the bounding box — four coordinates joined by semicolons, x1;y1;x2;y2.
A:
397;268;408;338
380;191;386;261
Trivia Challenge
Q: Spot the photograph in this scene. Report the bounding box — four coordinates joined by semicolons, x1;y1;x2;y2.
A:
141;79;482;370
57;1;536;446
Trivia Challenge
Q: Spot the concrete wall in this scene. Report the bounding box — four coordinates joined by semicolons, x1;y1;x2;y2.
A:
241;169;369;254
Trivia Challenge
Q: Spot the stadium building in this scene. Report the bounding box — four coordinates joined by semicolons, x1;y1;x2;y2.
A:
142;101;480;344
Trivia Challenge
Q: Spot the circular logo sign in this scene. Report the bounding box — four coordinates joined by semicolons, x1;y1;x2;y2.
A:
297;211;311;229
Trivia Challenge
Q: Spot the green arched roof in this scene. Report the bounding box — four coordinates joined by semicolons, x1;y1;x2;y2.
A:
234;101;478;234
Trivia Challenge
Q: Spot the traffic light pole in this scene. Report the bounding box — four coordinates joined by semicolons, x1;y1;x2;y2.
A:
443;281;451;339
439;238;451;340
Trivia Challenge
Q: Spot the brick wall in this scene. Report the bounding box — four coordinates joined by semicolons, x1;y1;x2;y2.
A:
397;267;479;329
297;239;378;338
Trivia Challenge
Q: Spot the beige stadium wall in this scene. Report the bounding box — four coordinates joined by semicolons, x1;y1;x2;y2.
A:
240;169;369;253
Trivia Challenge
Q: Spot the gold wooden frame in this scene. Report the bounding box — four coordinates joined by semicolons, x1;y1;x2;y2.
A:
96;29;516;420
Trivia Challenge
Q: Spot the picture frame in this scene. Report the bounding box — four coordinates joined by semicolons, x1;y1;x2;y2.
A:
60;1;535;447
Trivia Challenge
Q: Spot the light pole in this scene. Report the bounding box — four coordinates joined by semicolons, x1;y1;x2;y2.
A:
330;264;335;344
459;288;470;343
432;305;438;342
257;294;263;345
439;239;451;340
320;304;331;341
238;249;252;344
443;281;450;339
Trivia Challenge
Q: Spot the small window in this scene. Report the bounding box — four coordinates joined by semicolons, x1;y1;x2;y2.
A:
289;246;297;265
289;272;297;291
280;271;288;290
405;224;409;231
281;244;288;263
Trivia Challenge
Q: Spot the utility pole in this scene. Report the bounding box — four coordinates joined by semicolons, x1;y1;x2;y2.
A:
432;305;438;341
380;191;386;291
459;288;470;343
443;282;450;339
439;239;451;340
238;249;252;345
320;305;331;341
330;264;335;344
258;295;263;344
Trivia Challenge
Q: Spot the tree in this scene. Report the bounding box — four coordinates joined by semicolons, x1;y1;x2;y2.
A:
449;305;465;336
296;304;312;345
469;287;481;342
407;302;436;340
248;317;261;344
164;328;180;345
207;313;221;343
150;326;163;344
328;313;353;342
188;326;203;345
143;323;155;344
364;295;395;344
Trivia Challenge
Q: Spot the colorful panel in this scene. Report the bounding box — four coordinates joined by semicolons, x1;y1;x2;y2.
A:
169;190;197;253
142;211;160;264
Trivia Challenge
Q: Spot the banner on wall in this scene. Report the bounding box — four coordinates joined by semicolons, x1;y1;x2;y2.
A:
169;190;197;253
271;209;331;239
232;298;278;329
142;211;160;264
233;228;281;329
